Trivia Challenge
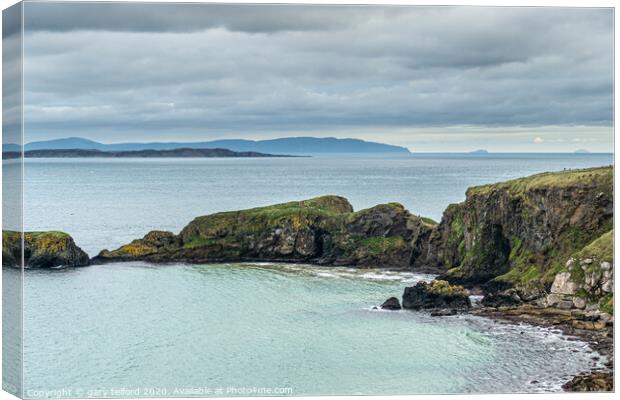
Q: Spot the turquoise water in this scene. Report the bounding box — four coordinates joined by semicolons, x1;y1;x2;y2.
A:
21;263;603;396
9;153;614;395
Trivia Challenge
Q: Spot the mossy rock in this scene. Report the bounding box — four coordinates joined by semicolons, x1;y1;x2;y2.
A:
428;280;469;297
95;195;435;268
599;294;613;315
3;230;89;268
442;166;613;294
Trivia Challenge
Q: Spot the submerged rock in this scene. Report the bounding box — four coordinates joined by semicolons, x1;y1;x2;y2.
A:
2;231;89;268
402;280;471;310
380;297;401;310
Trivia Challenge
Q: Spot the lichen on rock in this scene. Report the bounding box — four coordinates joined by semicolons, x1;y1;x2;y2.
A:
2;231;89;268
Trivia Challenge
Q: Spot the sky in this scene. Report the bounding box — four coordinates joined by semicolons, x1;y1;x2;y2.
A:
9;2;615;152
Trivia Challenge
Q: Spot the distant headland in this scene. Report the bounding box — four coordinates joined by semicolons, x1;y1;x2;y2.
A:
2;148;294;160
2;136;411;155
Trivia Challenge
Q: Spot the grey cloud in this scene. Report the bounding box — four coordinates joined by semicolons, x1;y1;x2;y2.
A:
23;2;374;33
17;4;614;145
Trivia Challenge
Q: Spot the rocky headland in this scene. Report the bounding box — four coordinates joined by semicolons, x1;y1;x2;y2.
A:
92;195;438;268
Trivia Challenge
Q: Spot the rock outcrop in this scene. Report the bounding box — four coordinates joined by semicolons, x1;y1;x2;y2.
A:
545;230;613;315
480;288;523;308
379;297;402;310
2;231;90;268
401;280;471;310
432;167;613;300
94;195;437;269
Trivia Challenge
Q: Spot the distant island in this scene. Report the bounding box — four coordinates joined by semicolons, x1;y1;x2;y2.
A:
3;136;412;155
469;149;489;154
1;148;294;159
575;149;591;154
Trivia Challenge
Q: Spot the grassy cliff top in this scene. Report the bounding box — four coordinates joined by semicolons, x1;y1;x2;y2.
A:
467;166;613;197
573;229;613;263
189;195;354;224
3;230;71;240
3;231;77;259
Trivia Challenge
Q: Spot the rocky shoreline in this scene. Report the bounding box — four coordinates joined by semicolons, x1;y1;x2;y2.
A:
2;166;614;392
375;286;613;391
471;305;613;391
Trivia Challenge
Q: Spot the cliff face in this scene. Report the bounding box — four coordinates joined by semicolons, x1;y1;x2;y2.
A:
95;195;437;269
2;231;90;268
431;167;613;296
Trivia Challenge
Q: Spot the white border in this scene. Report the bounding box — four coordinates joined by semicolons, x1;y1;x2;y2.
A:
0;2;616;400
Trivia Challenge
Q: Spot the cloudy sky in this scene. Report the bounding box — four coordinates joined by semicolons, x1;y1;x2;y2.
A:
14;2;614;152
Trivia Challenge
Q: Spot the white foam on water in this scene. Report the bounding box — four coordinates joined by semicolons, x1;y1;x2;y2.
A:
237;262;437;283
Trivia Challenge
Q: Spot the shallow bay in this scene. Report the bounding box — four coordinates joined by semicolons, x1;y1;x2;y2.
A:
21;263;604;395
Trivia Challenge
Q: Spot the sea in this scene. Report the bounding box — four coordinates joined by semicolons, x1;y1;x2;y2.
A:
3;153;613;396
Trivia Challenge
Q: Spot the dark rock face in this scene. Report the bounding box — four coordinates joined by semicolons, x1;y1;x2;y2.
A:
94;196;437;269
2;231;90;268
480;289;522;308
434;167;613;292
380;297;402;310
402;280;471;310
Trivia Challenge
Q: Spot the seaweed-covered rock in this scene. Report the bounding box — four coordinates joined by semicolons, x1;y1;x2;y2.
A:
2;231;89;268
402;280;471;310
